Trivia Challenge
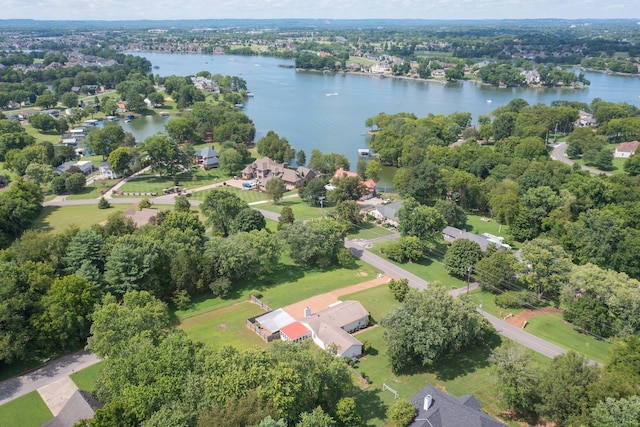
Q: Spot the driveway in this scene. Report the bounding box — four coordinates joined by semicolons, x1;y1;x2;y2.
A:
550;142;612;176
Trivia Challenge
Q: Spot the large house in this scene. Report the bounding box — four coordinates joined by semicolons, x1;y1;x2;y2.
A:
255;300;370;358
408;385;506;427
371;201;403;227
614;140;640;158
193;146;219;169
241;157;315;189
442;226;511;251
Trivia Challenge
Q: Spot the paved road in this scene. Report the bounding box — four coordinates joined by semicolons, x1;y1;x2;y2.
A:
550;142;612;176
0;351;100;406
344;239;597;364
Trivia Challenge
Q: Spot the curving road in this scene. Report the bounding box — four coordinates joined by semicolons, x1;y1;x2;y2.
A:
550;142;612;176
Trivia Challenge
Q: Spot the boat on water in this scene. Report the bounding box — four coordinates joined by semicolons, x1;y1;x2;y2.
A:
235;103;245;108
247;92;254;97
486;99;492;103
326;92;338;96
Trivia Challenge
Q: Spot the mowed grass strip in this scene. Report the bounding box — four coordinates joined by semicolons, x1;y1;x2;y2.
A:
0;391;52;427
70;361;104;392
117;168;228;193
65;179;120;200
524;314;611;364
179;300;267;349
370;240;466;291
32;204;132;232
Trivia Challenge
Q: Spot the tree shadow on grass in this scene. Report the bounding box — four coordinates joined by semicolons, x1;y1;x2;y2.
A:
352;388;387;426
391;330;503;382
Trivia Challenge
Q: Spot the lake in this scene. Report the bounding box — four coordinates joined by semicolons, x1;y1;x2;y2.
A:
126;51;640;172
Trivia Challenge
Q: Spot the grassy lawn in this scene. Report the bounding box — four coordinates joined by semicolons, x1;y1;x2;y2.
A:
370;240;466;291
70;361;104;392
189;185;274;203
117;168;228;193
32;204;133;232
175;257;381;321
257;196;326;221
463;214;517;249
347;222;394;241
0;391;52;427
179;300;267;349
22;124;61;144
64;179;120;200
467;288;526;318
338;285;524;427
525;314;611;364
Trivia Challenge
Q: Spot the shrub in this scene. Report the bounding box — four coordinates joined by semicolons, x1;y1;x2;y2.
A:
98;197;111;209
387;399;417;427
172;289;192;310
337;248;355;268
138;197;152;209
495;290;539;309
388;278;410;302
209;277;232;297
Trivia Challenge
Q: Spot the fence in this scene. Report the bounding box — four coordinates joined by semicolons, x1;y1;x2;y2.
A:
246;315;280;343
249;294;272;312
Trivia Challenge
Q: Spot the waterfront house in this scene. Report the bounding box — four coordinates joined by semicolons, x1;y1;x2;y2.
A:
193;146;219;169
241;157;315;189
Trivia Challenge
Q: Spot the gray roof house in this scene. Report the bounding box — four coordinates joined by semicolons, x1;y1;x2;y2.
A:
372;201;403;227
41;390;103;427
408;385;506;427
194;146;219;169
442;226;511;252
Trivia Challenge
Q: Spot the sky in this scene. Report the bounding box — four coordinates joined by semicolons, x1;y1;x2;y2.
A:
2;0;640;21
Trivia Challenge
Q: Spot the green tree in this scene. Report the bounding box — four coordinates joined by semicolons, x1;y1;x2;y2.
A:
165;116;199;144
623;153;640;176
365;159;382;182
434;199;467;228
230;208;266;233
24;162;55;186
381;285;487;373
382;236;424;263
201;189;248;236
98;197;111;209
591;396;640;427
519;238;572;299
86;125;126;159
218;147;245;175
333;200;361;230
536;352;600;426
475;250;519;293
327;175;365;203
174;195;192;212
491;341;541;418
266;177;286;204
257;131;295;163
388;278;411;302
280;218;348;268
107;146;136;177
278;206;295;231
299;178;327;207
397;198;446;252
64;172;86;193
59;92;78;108
140;133;188;178
386;399;417;427
32;275;101;352
296;407;335;427
296;150;306;167
87;291;172;359
443;238;484;277
34;91;57;109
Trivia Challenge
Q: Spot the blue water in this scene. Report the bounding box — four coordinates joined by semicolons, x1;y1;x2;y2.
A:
129;52;640;169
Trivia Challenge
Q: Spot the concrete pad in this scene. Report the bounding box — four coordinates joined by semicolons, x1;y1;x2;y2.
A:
37;376;78;416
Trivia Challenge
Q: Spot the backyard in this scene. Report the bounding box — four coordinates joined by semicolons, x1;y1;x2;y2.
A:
0;391;52;427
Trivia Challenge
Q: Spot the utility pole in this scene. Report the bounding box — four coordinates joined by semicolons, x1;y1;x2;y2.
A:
467;265;472;294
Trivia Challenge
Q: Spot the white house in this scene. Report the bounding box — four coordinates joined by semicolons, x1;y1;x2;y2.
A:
614;140;640;158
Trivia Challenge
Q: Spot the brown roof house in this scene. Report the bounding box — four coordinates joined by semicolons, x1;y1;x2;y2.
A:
241;157;315;190
614;140;640;158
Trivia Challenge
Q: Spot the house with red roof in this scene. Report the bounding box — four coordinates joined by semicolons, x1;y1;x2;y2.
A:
614;140;640;158
330;168;377;200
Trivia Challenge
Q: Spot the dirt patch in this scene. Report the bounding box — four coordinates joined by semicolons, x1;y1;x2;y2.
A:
505;307;563;327
357;271;368;277
216;324;227;329
282;275;389;320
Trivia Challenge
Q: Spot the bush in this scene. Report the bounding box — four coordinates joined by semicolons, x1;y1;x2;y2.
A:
172;289;192;311
388;278;410;302
387;399;417;427
209;277;232;297
138;197;152;209
249;290;263;299
98;197;111;209
65;172;86;193
337;248;355;268
495;290;539;309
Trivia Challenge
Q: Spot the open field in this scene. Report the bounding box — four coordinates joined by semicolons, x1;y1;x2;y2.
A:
257;196;327;221
189;185;273;203
70;361;104;392
22;124;61;144
370;240;466;290
175;257;381;321
0;391;52;427
65;179;120;200
116;168;228;193
179;300;267;349
32;204;133;232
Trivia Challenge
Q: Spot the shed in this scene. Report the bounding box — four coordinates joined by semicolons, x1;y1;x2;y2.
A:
255;308;296;335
